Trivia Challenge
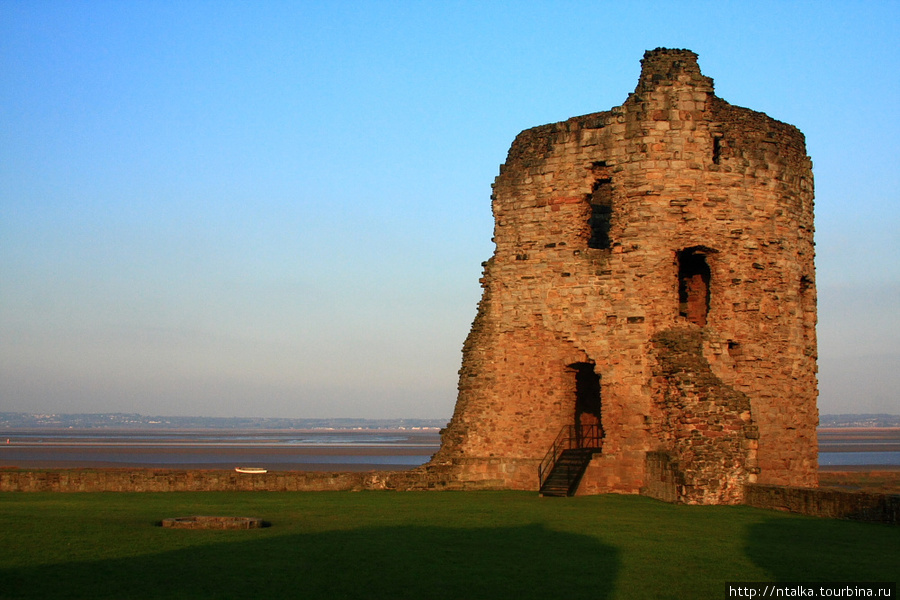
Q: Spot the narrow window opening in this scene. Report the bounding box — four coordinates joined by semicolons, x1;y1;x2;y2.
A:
587;178;613;249
800;275;813;294
727;340;742;358
569;362;603;443
712;135;723;165
678;248;711;327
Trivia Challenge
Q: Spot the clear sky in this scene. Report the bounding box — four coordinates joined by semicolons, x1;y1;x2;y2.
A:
1;1;898;419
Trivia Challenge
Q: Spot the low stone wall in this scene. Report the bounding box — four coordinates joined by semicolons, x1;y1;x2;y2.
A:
0;467;502;493
745;483;899;525
0;468;377;492
5;468;896;525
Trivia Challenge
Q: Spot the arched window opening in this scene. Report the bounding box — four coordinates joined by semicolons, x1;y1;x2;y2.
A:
799;274;815;331
587;178;613;249
712;135;723;165
678;248;711;327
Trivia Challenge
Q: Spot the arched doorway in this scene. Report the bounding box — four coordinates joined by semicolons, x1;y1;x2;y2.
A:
569;362;603;446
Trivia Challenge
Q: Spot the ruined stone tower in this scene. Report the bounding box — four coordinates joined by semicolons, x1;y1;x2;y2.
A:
430;48;817;504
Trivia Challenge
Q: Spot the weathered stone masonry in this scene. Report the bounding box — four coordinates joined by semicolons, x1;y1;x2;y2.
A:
429;48;818;504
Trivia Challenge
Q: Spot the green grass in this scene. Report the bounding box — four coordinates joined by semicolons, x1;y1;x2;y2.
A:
0;491;896;599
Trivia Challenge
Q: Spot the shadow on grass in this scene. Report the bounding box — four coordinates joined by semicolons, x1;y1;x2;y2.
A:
1;523;619;600
744;516;900;583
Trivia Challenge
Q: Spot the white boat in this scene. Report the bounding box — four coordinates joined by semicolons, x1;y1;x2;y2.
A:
234;467;267;474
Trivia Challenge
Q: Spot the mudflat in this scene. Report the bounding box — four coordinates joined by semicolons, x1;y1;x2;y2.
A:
818;427;900;453
0;429;441;471
818;471;900;494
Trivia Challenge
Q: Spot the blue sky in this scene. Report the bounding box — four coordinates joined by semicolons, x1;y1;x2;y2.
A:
1;1;897;419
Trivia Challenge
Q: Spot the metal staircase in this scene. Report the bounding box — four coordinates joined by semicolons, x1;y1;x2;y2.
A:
538;424;601;497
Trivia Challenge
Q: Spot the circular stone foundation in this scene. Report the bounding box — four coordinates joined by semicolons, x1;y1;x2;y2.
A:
161;516;264;530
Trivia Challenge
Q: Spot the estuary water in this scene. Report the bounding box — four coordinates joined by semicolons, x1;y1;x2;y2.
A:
0;428;897;471
817;428;900;469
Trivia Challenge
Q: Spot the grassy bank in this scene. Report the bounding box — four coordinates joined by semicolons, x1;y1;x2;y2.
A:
0;491;896;599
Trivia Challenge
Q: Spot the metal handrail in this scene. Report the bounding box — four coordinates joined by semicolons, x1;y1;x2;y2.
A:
538;425;572;489
538;423;602;490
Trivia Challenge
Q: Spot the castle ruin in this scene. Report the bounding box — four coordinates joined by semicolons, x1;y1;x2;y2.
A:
429;48;818;504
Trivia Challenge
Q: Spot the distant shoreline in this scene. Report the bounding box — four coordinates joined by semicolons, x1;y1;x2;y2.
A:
0;412;449;431
3;412;899;430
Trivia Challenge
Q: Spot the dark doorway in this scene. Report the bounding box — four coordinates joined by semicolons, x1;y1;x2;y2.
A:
569;362;603;443
678;248;711;327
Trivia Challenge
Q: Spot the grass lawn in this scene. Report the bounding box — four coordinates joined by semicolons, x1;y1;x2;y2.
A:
0;491;896;599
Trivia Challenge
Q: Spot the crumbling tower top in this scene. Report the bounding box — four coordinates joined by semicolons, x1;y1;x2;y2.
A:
634;47;713;95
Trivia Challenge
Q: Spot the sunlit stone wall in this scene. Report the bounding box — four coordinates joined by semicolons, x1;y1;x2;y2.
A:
430;48;818;504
